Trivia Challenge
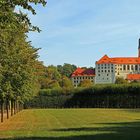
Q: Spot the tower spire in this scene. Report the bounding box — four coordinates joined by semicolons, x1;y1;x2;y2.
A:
138;38;140;57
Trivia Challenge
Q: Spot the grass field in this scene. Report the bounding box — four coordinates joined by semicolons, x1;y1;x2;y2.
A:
0;109;140;140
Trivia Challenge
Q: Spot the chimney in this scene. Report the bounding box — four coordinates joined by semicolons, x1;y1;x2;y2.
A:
138;39;140;57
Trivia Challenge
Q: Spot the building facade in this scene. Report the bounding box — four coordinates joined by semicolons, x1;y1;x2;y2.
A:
71;68;95;87
95;39;140;84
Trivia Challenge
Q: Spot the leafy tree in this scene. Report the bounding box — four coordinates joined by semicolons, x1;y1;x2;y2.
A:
0;0;47;32
131;80;140;84
46;65;61;81
57;63;77;77
79;79;93;88
34;61;48;89
115;77;128;84
48;80;61;90
60;76;73;89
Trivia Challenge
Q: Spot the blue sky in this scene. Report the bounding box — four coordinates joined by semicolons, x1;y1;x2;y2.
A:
27;0;140;67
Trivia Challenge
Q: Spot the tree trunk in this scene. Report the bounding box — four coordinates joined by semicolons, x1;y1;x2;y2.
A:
6;99;9;119
19;102;21;112
11;100;14;116
14;101;16;114
17;101;19;113
1;100;4;123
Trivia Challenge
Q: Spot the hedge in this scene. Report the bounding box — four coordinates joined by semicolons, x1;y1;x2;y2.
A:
25;84;140;108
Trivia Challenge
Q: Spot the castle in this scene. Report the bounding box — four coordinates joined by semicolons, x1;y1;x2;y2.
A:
71;39;140;86
95;39;140;84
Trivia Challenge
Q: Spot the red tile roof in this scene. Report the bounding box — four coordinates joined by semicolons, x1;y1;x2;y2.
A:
71;68;95;77
96;55;140;64
127;74;140;80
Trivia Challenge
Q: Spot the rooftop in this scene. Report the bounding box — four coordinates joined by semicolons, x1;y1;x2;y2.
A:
71;67;95;77
96;55;140;64
127;74;140;80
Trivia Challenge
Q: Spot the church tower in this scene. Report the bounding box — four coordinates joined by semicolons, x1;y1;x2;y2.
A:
138;38;140;57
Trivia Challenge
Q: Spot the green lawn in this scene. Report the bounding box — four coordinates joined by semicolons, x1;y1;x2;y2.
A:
0;109;140;140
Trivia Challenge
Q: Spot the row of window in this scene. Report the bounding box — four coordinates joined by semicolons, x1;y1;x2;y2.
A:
98;74;109;76
97;64;140;71
98;66;114;70
98;64;113;67
123;65;138;71
74;80;94;83
97;77;109;80
73;76;94;80
98;70;114;73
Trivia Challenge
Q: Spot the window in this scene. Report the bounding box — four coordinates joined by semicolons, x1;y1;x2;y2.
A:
127;65;130;70
131;65;133;70
108;70;110;72
123;65;126;70
107;74;109;76
135;65;138;71
98;74;100;76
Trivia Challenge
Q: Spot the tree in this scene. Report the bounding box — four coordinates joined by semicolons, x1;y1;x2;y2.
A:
60;76;73;89
0;0;47;32
130;80;140;84
46;65;61;81
57;63;77;77
115;77;128;84
48;80;61;90
79;79;93;88
34;61;48;89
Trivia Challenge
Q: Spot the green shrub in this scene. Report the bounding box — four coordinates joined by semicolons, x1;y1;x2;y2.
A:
25;84;140;108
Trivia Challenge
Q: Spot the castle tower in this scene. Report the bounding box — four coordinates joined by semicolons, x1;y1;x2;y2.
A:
138;38;140;57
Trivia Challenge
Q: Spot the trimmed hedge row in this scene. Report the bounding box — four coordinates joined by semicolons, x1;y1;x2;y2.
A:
25;84;140;108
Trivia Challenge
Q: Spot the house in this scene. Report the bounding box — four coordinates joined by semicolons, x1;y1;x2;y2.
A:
71;68;95;87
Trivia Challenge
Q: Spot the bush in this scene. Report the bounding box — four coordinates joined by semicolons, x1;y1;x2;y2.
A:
25;84;140;108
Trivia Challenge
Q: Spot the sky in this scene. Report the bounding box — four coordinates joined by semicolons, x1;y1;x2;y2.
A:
26;0;140;67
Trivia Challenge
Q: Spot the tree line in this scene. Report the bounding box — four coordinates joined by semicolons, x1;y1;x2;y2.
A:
37;63;95;89
37;63;76;89
0;0;47;122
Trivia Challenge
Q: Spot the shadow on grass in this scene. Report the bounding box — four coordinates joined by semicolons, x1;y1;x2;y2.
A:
1;121;140;140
